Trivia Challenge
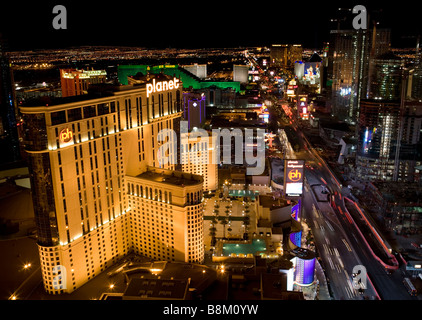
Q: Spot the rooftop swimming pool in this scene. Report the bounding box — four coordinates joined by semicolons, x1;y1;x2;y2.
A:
228;190;259;200
222;239;266;256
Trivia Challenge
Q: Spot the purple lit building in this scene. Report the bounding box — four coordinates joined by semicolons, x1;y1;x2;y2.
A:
289;200;302;247
183;92;206;131
289;199;316;286
294;255;316;286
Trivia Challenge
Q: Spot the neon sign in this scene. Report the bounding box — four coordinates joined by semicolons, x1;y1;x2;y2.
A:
288;169;302;182
146;77;180;98
284;160;305;197
59;128;73;143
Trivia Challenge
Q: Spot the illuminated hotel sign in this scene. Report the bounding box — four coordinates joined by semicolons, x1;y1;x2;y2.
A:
284;159;305;197
146;77;180;98
59;128;73;143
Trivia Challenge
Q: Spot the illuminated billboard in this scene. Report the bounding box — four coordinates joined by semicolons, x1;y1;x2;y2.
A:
284;160;305;197
291;199;301;221
290;231;302;247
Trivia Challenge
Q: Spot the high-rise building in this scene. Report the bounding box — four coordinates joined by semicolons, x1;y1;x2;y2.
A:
182;92;206;130
180;131;218;192
327;28;391;124
60;69;107;98
270;44;302;69
126;167;204;264
0;36;20;164
410;63;422;100
20;74;206;294
233;65;249;84
367;52;403;100
356;99;422;182
181;64;207;80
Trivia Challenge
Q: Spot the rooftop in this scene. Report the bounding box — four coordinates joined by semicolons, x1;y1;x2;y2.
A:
123;277;189;299
258;195;293;209
20;83;140;108
134;167;203;187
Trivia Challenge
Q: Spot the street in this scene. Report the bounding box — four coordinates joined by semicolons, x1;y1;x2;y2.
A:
279;102;418;300
249;47;419;299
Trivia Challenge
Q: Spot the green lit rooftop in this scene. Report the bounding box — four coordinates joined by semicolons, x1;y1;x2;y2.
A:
118;64;241;92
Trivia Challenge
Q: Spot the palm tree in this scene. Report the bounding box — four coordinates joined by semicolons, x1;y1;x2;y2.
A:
209;227;217;247
243;215;251;239
227;227;232;237
219;217;228;239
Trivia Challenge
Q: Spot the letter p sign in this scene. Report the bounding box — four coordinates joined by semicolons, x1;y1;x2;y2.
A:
352;5;367;30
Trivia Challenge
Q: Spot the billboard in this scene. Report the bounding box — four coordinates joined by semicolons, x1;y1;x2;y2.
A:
284;160;305;197
291;199;301;221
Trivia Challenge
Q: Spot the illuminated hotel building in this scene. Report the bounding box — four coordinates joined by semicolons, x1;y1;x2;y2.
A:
126;167;204;264
20;74;205;294
180;131;218;192
60;69;107;97
270;44;303;69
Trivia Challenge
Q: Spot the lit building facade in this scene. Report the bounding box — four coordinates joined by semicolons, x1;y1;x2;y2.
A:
356;99;422;182
233;65;249;84
327;28;391;124
180;131;218;192
60;69;107;97
293;255;316;287
21;74;205;294
126;167;204;264
367;52;403;100
181;64;207;80
270;44;303;69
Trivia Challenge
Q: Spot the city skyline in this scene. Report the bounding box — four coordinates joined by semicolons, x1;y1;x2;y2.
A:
1;1;422;51
1;0;422;308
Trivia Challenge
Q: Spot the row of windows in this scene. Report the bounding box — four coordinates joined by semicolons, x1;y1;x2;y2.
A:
128;183;173;204
50;102;117;126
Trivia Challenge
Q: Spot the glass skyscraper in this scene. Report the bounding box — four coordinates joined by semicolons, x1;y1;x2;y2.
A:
327;28;391;124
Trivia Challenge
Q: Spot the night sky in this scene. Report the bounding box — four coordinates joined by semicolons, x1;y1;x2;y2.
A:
1;0;421;50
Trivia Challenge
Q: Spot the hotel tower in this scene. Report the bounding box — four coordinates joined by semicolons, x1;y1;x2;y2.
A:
20;74;205;294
